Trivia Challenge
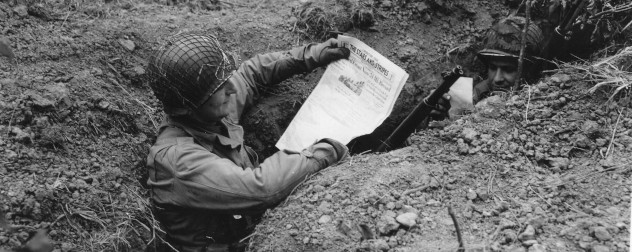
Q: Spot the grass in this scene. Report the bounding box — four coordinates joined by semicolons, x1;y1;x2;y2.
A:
559;46;631;101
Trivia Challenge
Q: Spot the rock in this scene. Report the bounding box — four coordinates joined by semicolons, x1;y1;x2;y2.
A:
397;45;418;62
591;244;610;252
337;220;362;241
476;189;490;201
395;212;417;227
593;226;612;241
61;242;74;252
426;199;441;207
544;157;570;171
28;92;55;109
313;184;325;192
318;215;331;224
25;229;54;252
518;225;535;241
401;205;419;215
382;0;392;8
118;39;136;51
371;239;390;251
461;128;478;142
13;5;28;17
522;239;538;246
386;202;395;210
500;229;517;244
377;212;400;235
507;245;527;252
529;244;546;252
466;189;477;200
11;127;31;143
317;201;332;213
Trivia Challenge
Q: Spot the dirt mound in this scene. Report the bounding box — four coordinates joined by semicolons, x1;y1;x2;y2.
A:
249;72;631;251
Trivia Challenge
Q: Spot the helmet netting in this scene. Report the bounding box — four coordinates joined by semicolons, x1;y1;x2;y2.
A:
147;32;238;114
481;16;544;60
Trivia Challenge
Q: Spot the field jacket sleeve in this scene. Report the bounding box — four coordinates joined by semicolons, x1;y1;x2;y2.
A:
148;137;342;214
229;44;329;120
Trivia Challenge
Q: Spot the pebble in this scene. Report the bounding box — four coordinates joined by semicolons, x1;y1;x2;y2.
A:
518;225;535;241
377;212;400;235
13;5;28;17
426;199;440;207
395;212;417;227
118;39;136;51
591;244;610;252
461;128;478;142
528;243;546;252
317;201;332;213
317;215;331;224
522;239;538;246
593;226;612;241
466;189;477;200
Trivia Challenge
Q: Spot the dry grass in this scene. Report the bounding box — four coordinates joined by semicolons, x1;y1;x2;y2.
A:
292;0;375;40
559;46;632;101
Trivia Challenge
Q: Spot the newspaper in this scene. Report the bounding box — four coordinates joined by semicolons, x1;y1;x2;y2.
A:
448;77;475;118
276;35;409;151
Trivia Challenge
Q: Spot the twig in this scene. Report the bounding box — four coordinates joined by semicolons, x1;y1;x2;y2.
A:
402;185;429;196
514;0;532;91
6;104;17;137
605;108;623;157
524;85;532;122
527;184;553;208
448;206;465;252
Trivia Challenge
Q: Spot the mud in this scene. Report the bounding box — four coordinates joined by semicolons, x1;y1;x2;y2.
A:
0;0;630;251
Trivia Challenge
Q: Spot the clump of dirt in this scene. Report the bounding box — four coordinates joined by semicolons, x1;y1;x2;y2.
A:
249;71;631;251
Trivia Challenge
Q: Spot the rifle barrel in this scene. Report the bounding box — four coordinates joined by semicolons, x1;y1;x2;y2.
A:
375;66;463;152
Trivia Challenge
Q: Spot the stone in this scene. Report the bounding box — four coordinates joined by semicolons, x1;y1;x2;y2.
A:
466;189;477;200
317;215;331;224
545;157;570;170
518;225;536;241
528;244;546;252
591;244;610;252
461;128;478;142
426;199;441;207
397;45;418;62
395;212;417;227
500;229;517;244
386;202;395;210
118;39;135;51
377;212;400;235
593;226;612;241
13;5;28;17
522;239;538;246
27;92;54;109
507;245;527;252
371;239;390;251
317;201;332;213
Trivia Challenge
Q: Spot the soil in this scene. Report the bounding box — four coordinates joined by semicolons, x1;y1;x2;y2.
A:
0;0;629;252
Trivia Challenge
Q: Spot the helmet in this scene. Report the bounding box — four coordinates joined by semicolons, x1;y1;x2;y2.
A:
477;16;544;64
147;33;237;115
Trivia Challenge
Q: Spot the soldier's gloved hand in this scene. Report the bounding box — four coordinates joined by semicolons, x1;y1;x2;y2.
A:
429;92;451;121
316;138;350;164
307;38;351;67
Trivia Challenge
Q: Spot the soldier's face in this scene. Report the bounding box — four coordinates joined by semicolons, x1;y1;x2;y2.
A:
191;76;237;123
487;58;519;92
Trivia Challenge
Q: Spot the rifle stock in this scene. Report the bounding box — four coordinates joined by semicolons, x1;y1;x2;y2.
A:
375;66;463;152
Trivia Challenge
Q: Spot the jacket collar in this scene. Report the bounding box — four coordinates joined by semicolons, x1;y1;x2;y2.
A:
159;115;242;150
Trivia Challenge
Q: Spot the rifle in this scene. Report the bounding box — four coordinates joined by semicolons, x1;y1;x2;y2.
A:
375;66;463;152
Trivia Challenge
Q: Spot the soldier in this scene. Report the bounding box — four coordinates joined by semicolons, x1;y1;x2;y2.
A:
145;33;350;251
473;16;544;103
432;16;545;119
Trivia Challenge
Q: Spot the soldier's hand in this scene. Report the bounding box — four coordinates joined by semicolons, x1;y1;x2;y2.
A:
310;38;351;66
429;92;451;121
316;138;349;163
